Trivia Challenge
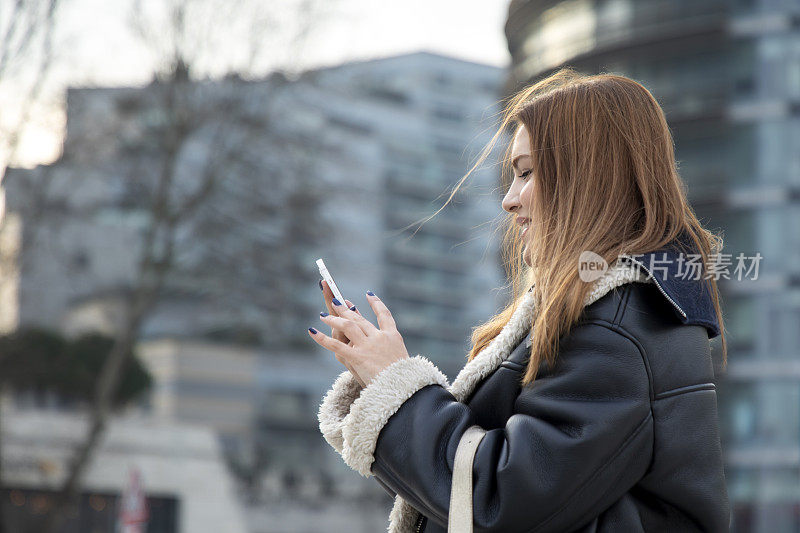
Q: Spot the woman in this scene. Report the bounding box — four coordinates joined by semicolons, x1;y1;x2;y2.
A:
312;68;730;532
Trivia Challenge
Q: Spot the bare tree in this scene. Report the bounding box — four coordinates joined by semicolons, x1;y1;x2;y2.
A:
33;0;337;530
0;0;62;329
0;0;61;256
0;0;60;170
0;2;61;531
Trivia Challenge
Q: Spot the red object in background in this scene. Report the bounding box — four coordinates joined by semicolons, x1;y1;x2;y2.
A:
117;467;149;533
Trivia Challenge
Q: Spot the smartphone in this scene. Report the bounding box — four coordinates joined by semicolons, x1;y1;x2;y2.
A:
316;258;348;308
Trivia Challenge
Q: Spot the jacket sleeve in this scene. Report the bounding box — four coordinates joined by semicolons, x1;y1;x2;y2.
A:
316;369;400;500
340;323;654;533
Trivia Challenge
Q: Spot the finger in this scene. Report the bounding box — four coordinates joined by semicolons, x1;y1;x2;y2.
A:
365;290;397;331
336;301;360;339
330;298;377;335
344;299;361;316
320;280;339;315
331;327;350;344
321;281;348;316
319;314;367;342
329;321;350;344
330;324;349;344
308;327;354;355
320;280;337;314
329;313;351;344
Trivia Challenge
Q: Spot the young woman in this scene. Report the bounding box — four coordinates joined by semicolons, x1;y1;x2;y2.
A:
313;68;730;532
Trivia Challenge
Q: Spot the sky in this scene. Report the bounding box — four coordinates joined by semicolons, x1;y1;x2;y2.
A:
3;0;512;167
295;0;512;71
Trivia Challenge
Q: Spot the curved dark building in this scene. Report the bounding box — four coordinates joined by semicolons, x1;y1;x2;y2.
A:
504;1;800;532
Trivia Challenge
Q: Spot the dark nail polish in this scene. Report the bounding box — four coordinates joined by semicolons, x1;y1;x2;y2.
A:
320;312;329;317
332;298;341;306
308;327;317;334
319;279;323;290
349;306;356;311
366;290;375;296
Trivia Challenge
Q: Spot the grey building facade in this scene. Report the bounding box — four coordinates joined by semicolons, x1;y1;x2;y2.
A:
505;1;800;531
1;51;509;530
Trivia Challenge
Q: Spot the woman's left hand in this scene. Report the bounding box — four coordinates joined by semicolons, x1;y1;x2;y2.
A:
309;291;410;386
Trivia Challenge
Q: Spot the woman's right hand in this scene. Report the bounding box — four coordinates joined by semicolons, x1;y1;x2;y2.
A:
320;279;367;388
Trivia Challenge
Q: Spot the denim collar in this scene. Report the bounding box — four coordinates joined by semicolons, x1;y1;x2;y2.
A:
617;231;720;339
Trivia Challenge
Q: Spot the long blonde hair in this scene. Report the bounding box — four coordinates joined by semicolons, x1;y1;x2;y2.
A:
411;67;727;387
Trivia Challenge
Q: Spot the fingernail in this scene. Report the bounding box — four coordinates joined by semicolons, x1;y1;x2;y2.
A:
320;312;329;317
366;290;375;296
332;298;341;306
319;279;323;290
308;327;318;334
349;306;356;311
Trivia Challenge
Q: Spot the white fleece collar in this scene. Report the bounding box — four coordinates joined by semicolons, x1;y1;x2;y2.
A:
449;260;650;403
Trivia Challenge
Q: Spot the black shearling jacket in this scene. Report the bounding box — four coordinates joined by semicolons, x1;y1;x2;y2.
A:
317;237;730;532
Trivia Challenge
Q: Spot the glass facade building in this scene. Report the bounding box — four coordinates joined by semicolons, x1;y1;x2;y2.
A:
505;0;800;530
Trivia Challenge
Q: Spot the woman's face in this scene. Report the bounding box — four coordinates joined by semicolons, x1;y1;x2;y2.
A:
502;125;535;267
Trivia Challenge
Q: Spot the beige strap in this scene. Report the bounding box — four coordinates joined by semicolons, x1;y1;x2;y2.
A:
448;425;487;533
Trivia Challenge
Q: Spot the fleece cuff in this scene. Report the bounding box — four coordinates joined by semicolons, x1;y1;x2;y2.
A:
340;355;450;477
317;369;364;457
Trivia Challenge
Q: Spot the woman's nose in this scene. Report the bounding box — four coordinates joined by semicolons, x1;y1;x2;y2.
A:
502;194;519;213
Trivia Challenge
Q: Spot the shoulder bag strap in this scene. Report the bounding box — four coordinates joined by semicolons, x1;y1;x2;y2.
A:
448;425;487;533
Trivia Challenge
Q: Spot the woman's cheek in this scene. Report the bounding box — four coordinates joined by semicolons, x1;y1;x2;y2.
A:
520;181;534;209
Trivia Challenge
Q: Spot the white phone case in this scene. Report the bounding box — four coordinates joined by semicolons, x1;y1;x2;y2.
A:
316;258;347;307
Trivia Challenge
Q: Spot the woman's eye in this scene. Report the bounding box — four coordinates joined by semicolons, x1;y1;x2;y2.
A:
517;170;532;180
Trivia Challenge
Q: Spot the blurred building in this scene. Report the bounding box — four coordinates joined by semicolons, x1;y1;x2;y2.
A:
505;0;800;531
1;50;507;370
0;51;507;531
136;338;258;457
253;51;509;530
291;51;508;378
1;406;246;533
